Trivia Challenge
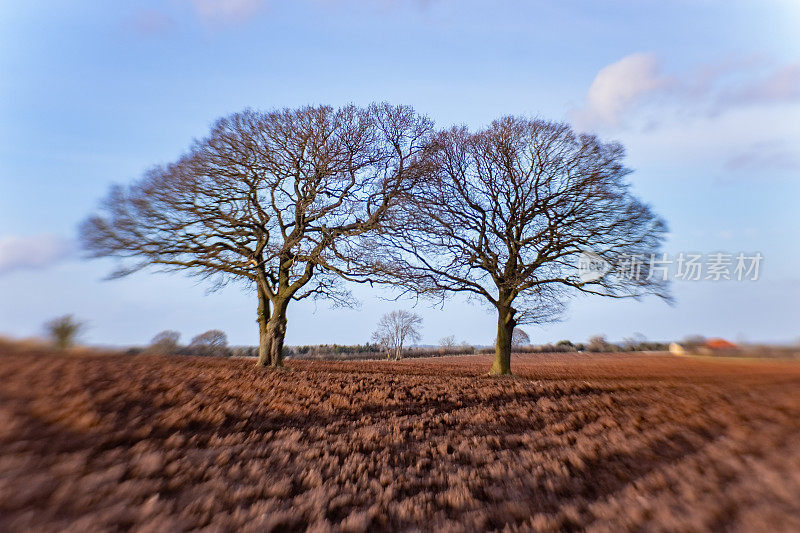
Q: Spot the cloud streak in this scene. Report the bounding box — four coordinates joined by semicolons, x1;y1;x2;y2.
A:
186;0;267;23
0;234;75;276
130;0;438;31
724;141;798;174
127;0;267;33
127;9;176;36
716;63;800;110
573;54;800;130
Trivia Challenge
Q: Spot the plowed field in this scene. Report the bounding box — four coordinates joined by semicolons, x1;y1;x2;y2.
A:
1;348;799;532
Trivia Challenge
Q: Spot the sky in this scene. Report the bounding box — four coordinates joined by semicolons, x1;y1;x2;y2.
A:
1;0;799;347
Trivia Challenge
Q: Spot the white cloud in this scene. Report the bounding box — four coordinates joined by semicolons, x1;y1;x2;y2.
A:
573;53;672;129
574;54;800;131
0;234;75;276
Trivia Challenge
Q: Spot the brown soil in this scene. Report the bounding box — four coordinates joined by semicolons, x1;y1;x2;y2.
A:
1;346;799;532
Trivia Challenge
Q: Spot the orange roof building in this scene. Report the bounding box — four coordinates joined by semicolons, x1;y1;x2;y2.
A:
705;338;738;350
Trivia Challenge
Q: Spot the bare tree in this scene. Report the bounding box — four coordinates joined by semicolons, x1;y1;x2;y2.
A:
371;310;423;361
622;332;647;350
189;329;228;357
439;335;457;348
44;315;85;350
365;117;669;374
493;327;530;347
511;327;530;347
81;104;433;368
149;330;181;354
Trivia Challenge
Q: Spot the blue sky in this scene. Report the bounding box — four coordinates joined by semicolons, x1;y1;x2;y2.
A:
1;0;799;347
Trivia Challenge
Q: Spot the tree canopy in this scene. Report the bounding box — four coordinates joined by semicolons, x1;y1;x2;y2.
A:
371;310;423;361
81;103;434;366
82;108;668;376
362;117;670;374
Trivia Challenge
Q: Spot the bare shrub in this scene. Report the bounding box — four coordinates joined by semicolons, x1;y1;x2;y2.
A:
189;330;228;357
587;335;611;353
149;330;181;354
439;335;457;348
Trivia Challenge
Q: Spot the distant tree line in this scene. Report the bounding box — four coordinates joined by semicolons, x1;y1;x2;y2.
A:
124;329;231;357
130;327;666;359
294;343;381;355
39;314;668;361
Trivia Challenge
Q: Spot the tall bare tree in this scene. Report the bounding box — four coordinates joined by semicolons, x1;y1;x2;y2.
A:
365;117;670;375
81;104;433;367
371;310;423;361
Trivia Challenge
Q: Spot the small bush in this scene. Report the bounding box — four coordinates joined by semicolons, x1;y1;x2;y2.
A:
44;315;85;350
587;335;611;353
556;340;575;351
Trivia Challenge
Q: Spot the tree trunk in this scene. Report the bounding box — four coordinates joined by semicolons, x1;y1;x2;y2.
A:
265;299;289;368
490;305;516;375
395;345;402;361
256;286;272;367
